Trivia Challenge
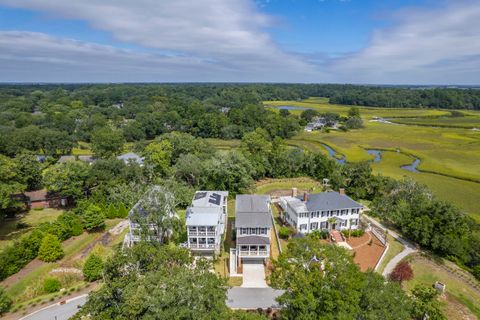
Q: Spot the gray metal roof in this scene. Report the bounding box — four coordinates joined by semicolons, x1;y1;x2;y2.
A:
297;191;363;211
237;235;270;245
235;195;272;228
117;152;144;165
185;207;222;226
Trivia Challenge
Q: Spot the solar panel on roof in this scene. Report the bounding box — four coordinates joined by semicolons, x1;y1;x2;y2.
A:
208;193;221;205
194;192;207;200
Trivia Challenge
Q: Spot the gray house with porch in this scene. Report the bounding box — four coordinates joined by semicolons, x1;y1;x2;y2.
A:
235;195;272;265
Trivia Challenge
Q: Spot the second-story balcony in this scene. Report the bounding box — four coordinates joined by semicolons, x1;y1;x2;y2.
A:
188;231;216;236
239;250;268;257
188;243;216;250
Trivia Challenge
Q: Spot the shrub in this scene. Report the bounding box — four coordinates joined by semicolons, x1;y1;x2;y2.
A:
106;203;118;219
82;204;106;231
57;212;84;237
390;261;414;284
117;203;128;218
341;229;364;238
82;254;104;282
0;287;12;315
309;230;328;240
278;226;293;240
38;234;64;262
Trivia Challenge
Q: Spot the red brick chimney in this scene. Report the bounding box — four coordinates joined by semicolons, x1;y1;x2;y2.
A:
339;188;345;195
303;192;308;202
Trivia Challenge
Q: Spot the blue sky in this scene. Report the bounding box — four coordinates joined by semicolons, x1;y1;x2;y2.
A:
0;0;478;84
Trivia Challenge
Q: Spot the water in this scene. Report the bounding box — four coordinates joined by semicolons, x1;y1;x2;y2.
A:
401;158;421;172
321;144;346;164
273;105;312;111
366;149;382;162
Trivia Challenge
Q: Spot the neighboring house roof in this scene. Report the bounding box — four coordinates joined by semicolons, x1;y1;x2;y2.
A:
78;155;95;163
24;190;64;202
191;191;228;208
128;186;176;221
117;152;144;165
235;195;272;229
237;235;270;245
280;196;308;213
296;191;363;212
186;208;221;226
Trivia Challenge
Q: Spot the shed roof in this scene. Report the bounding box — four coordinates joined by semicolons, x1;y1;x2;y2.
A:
237;235;270;245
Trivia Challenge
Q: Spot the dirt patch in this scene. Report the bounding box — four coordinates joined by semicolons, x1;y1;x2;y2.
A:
347;231;386;272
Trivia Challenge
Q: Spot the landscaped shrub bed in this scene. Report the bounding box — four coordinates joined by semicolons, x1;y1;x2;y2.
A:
341;229;364;238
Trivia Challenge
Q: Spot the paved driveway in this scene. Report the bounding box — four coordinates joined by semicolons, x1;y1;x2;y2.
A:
20;295;87;320
227;287;284;309
241;260;267;288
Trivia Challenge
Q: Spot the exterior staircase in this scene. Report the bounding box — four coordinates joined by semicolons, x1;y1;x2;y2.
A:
330;230;343;243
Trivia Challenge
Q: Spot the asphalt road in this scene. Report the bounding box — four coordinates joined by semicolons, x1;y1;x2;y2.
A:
19;295;87;320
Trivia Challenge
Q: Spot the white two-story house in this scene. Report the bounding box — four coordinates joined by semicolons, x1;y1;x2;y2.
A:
279;189;363;234
124;186;177;247
186;191;228;255
235;195;272;264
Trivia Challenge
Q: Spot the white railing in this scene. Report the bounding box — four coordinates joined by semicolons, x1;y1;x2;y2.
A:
189;244;216;249
188;231;216;236
239;250;268;256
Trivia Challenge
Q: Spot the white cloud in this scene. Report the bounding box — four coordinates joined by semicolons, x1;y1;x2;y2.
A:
0;0;480;83
330;0;480;84
0;0;318;82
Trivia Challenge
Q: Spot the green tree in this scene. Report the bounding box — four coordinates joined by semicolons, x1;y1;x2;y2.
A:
82;204;106;231
346;116;364;129
14;151;42;190
91;127;125;158
57;212;84;237
0;154;25;214
348;107;361;118
144;140;173;177
410;285;446;320
359;272;412;320
0;287;12;315
38;234;64;262
73;244;229;319
43;161;90;199
83;254;104;282
270;237;365;319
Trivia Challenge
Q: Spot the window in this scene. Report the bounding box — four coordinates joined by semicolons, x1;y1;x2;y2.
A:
241;246;248;251
207;226;215;232
189;227;197;232
311;211;319;218
320;221;327;229
259;245;266;251
300;224;307;230
311;222;318;230
259;228;267;235
341;210;347;215
321;211;328;217
240;228;248;235
198;238;206;244
207;238;215;244
250;228;257;235
351;219;358;226
198;226;206;232
189;237;197;244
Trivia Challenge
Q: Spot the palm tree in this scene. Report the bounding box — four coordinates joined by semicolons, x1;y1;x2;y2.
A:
327;217;337;231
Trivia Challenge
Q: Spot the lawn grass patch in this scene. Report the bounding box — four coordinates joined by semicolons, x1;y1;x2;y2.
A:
376;234;404;274
255;177;322;195
205;138;240;150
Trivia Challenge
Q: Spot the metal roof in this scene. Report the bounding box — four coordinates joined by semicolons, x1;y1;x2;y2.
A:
296;191;363;211
185;207;221;226
235;195;272;228
117;152;144;165
191;191;228;208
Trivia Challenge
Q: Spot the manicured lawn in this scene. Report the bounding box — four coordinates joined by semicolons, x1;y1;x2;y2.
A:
376;234;404;274
404;254;480;319
0;209;64;248
255;177;323;196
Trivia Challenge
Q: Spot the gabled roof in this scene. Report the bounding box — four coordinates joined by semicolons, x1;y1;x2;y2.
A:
235;195;272;228
185;207;221;226
296;191;363;211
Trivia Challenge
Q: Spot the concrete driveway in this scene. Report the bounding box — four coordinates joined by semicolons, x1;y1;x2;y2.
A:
241;260;267;288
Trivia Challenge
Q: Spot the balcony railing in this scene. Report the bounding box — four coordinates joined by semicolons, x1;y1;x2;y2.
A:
239;250;268;256
188;244;216;249
188;231;216;236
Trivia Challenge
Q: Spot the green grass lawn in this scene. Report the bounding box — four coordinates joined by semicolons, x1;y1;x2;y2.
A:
255;177;323;195
0;209;64;248
205;138;241;150
390;115;480;129
404;254;480;319
376;234;404;274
